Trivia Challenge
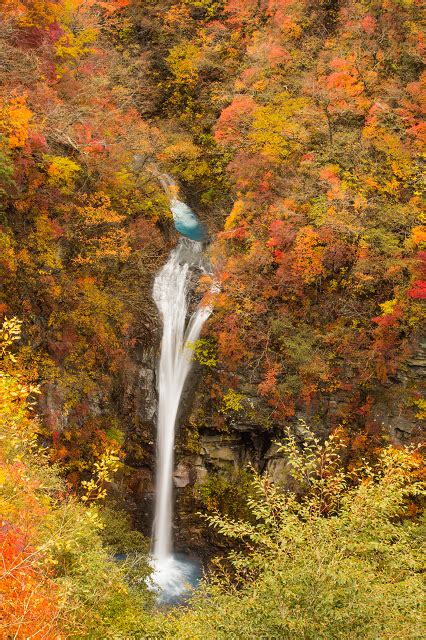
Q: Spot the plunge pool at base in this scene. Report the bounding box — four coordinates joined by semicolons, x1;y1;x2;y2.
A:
147;553;202;605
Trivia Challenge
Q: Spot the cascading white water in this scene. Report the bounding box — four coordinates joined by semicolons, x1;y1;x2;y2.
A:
149;237;213;602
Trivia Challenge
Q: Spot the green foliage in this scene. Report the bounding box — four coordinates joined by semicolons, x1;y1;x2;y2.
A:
197;468;255;518
0;136;14;198
183;0;224;18
271;318;317;368
1;1;425;635
99;504;149;555
167;429;425;639
0;321;160;638
220;388;245;413
191;337;218;367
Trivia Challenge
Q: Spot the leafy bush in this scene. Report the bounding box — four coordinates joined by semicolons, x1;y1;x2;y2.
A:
0;318;157;639
166;428;425;639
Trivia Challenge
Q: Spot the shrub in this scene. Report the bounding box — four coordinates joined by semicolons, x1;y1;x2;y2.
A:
167;428;425;639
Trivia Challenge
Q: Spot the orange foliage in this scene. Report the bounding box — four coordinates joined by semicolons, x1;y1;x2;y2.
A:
2;0;65;28
224;0;260;22
0;95;32;149
0;0;423;531
323;58;369;114
0;526;61;639
361;14;377;35
95;0;129;14
258;362;281;396
267;0;303;37
215;95;257;144
293;226;325;284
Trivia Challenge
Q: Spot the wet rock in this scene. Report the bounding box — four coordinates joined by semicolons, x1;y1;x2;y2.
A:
173;462;192;488
391;416;415;436
194;465;209;485
130;468;154;498
264;443;297;488
266;458;293;486
201;434;241;466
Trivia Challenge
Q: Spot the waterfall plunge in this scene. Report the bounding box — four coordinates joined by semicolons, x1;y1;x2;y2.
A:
149;238;213;603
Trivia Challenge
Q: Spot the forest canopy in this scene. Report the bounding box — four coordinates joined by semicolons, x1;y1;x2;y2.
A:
0;0;424;638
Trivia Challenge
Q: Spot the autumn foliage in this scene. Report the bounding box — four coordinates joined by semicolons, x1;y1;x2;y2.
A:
156;0;425;435
0;0;171;484
0;0;424;636
0;527;61;639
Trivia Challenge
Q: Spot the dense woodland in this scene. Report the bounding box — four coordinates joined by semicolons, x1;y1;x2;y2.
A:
0;1;425;638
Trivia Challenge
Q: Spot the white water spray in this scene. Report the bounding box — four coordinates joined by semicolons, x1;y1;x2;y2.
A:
149;232;215;602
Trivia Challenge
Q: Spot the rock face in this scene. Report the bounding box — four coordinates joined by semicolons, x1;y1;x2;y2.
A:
369;339;426;442
102;278;423;557
169;336;425;555
37;228;424;557
118;333;159;537
43;306;422;558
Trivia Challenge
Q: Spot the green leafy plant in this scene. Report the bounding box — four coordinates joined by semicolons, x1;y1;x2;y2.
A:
166;427;425;639
190;337;218;367
220;388;245;413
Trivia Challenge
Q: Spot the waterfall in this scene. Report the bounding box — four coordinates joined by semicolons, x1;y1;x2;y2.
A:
146;172;216;602
150;168;207;241
149;234;214;602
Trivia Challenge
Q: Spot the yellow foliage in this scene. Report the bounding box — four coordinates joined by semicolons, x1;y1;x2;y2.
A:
2;0;57;27
224;199;244;230
379;299;398;316
220;388;245;413
76;193;124;225
44;155;81;193
250;92;310;159
362;124;412;185
0;231;17;275
0;317;22;363
81;449;121;502
0;317;40;460
69;193;131;266
163;139;210;183
55;27;98;62
29;214;64;271
166;41;202;88
412;398;426;420
163;139;201;162
2;0;87;27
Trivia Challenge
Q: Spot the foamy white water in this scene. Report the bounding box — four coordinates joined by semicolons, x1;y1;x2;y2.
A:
148;553;201;605
150;237;214;602
170;199;206;241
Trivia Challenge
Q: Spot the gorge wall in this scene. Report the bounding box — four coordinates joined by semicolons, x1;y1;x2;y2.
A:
116;293;424;555
0;0;424;558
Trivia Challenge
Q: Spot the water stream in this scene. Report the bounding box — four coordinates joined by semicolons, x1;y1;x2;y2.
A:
148;178;214;604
